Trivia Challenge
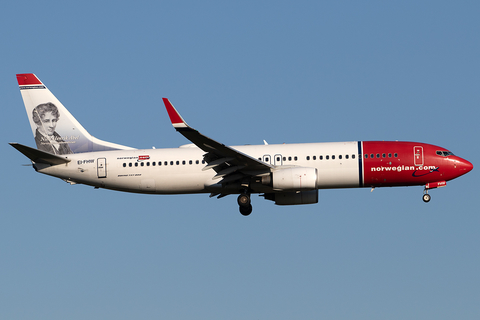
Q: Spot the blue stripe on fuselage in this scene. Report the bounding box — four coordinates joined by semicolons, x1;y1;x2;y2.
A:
358;141;363;187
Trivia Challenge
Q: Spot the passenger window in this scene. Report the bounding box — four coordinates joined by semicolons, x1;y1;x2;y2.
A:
135;163;138;167
129;163;132;167
288;156;292;161
320;155;323;160
388;153;392;158
376;154;380;158
189;160;192;165
332;155;335;160
170;161;174;165
370;154;374;158
326;155;330;160
147;162;150;166
382;153;386;158
202;160;205;164
276;157;280;162
346;155;349;159
196;160;199;164
182;160;186;165
123;163;126;167
306;156;310;160
158;162;162;166
176;161;179;165
313;156;316;160
339;155;342;160
152;162;155;166
165;161;168;166
394;153;398;157
283;157;286;161
141;162;144;167
294;156;298;161
352;154;356;159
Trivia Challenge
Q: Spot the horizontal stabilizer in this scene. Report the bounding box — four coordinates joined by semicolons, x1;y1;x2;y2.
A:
9;143;71;165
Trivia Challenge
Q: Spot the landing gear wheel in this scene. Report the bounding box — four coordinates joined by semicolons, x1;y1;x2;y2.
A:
422;193;431;203
237;194;251;206
239;204;253;216
238;193;252;216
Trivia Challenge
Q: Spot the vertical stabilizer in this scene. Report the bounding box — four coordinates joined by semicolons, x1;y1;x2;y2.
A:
16;74;135;154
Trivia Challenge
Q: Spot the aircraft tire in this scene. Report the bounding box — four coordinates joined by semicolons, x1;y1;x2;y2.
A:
237;194;251;207
422;194;431;203
239;204;253;216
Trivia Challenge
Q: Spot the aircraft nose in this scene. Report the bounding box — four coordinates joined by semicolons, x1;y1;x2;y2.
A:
458;158;473;174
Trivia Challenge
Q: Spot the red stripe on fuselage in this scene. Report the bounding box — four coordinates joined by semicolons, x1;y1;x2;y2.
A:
362;141;464;187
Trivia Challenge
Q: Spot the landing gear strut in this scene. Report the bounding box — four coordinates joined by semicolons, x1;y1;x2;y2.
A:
238;193;252;216
422;189;431;203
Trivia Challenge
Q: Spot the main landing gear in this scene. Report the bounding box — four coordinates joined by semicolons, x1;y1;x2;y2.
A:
422;188;431;203
238;193;252;216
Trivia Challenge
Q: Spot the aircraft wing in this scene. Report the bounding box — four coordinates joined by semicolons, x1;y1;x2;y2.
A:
163;98;273;185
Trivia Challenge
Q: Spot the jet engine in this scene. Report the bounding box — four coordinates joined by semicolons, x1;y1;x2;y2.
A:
262;167;318;191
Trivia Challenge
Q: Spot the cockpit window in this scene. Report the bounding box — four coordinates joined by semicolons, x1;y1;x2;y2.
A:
436;150;455;157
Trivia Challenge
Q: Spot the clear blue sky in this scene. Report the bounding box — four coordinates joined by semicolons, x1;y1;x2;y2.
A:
1;1;479;319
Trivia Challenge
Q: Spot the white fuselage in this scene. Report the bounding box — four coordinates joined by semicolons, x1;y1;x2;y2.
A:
36;141;361;194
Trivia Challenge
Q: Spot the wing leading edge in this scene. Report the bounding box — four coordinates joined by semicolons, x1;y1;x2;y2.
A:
162;98;273;188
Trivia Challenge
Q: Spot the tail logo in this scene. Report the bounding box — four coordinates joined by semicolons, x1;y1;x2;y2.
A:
32;102;75;155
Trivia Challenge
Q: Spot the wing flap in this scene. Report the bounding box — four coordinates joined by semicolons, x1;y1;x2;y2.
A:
202;157;234;171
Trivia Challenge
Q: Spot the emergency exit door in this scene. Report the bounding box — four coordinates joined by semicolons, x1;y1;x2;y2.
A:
97;158;107;178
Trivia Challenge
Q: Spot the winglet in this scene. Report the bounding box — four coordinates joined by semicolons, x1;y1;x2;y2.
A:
162;98;189;129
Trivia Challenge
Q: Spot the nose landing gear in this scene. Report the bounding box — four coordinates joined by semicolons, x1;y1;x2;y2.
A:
422;181;447;203
238;193;252;216
422;188;431;203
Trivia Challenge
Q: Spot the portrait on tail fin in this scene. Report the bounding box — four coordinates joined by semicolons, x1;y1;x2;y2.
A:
32;102;73;155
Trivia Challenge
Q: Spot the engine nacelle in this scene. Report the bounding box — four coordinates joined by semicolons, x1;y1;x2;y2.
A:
264;190;319;205
262;167;318;191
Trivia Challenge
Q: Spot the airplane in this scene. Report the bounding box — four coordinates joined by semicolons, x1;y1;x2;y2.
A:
10;73;473;216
